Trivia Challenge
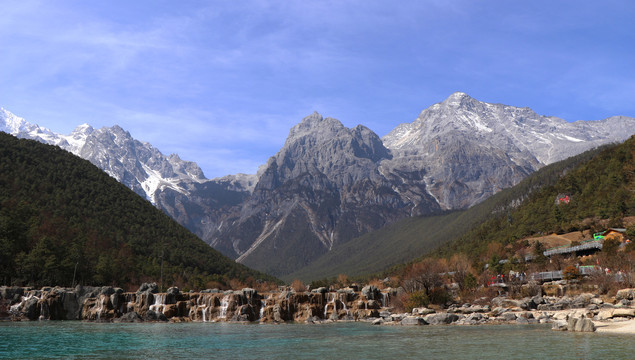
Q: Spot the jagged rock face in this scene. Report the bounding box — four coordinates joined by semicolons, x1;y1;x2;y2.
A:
382;92;634;209
207;113;441;275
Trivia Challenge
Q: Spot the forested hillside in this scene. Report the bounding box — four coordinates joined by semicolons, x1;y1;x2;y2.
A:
0;133;278;290
434;135;635;263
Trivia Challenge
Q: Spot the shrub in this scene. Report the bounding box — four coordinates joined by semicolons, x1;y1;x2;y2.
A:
428;287;452;306
602;238;621;256
402;290;428;312
309;278;331;290
463;273;477;290
563;265;580;280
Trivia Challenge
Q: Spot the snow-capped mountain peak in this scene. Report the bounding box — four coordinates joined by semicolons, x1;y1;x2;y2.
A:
443;91;470;106
0;108;29;133
0;108;210;204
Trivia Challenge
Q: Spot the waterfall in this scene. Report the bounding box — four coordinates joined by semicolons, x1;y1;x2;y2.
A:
9;294;37;314
149;294;166;314
196;295;208;322
95;296;106;320
126;300;135;313
219;295;230;319
381;293;389;307
287;300;292;321
341;300;350;317
9;300;23;314
323;293;336;319
259;300;266;320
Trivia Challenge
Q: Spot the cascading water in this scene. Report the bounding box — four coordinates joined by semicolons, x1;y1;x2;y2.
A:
95;295;107;320
338;293;351;318
126;298;135;313
341;299;350;317
193;295;208;322
287;300;292;321
9;301;23;314
9;294;38;314
149;294;166;314
323;293;336;319
259;299;266;320
381;293;389;307
219;295;230;320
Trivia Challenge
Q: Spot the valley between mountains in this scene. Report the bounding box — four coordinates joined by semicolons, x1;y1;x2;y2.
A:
2;92;633;278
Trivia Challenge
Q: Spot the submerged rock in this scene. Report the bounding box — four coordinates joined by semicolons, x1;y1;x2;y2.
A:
551;320;568;331
567;316;596;332
423;313;460;325
400;316;427;325
145;310;168;322
114;311;143;323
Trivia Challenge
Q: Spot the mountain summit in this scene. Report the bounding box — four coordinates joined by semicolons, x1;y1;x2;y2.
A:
206;112;439;275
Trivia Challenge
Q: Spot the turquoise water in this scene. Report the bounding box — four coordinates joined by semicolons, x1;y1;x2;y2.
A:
0;322;632;359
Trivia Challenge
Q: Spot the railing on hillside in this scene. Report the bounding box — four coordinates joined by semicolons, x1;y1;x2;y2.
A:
543;239;603;256
529;270;563;282
578;265;603;276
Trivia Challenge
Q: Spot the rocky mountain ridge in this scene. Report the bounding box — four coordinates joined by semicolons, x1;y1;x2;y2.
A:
382;92;634;209
2;93;633;276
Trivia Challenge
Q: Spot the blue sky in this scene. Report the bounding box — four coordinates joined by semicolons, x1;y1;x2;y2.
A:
1;1;633;178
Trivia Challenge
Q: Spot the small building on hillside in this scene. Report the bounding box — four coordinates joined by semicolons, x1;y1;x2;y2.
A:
600;228;627;242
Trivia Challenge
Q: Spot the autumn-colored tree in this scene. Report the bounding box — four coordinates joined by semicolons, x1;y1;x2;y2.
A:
335;274;349;289
449;253;472;290
401;258;446;295
563;265;579;280
291;279;306;292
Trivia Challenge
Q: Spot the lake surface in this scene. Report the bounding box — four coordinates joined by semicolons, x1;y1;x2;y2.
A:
0;322;632;359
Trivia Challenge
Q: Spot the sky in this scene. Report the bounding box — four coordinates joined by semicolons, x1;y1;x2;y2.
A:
1;1;634;179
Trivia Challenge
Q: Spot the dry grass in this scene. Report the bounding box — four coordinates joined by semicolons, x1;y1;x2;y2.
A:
526;234;572;249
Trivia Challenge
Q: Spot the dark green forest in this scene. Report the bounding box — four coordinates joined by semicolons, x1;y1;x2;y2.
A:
0;133;278;290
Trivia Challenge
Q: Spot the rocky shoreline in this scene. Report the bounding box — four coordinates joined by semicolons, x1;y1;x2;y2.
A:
1;284;633;334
